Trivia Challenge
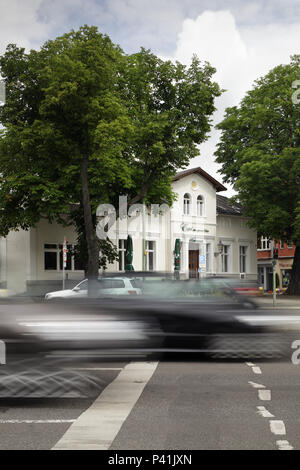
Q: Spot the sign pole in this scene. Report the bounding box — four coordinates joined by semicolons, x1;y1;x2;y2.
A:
272;259;277;307
62;237;67;290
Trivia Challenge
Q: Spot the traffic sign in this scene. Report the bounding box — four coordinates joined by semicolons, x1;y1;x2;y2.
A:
63;237;67;268
199;254;206;266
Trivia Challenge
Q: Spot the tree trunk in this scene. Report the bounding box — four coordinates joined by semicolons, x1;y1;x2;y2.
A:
285;245;300;295
80;155;99;295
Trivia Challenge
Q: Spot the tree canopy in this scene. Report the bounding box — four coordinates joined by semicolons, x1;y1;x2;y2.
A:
215;55;300;294
0;25;222;279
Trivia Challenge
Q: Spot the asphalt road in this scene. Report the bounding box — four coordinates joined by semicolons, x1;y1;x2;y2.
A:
1;356;300;450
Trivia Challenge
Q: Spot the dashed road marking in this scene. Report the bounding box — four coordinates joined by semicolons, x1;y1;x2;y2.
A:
257;406;274;418
276;440;294;450
246;362;293;450
249;381;265;389
245;362;262;374
258;389;271;401
270;420;286;436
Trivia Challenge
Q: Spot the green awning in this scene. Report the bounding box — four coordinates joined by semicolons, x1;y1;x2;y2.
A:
125;235;134;271
174;238;181;272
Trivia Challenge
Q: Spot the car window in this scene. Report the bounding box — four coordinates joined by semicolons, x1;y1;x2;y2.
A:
76;280;88;291
97;279;125;289
110;280;125;289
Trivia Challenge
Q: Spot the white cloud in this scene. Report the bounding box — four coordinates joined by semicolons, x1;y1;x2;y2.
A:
166;10;300;194
0;0;50;54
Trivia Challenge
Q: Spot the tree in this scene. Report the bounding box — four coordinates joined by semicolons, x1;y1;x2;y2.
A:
0;26;222;285
0;26;133;284
215;55;300;294
115;50;222;209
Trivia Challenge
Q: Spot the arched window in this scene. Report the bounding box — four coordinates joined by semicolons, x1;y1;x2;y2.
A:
197;195;204;216
183;193;191;215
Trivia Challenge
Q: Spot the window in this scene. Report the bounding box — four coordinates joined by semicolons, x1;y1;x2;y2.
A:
44;249;57;270
111;280;125;289
77;280;88;291
258;237;271;251
74;252;85;271
44;243;84;271
258;267;264;285
146;240;155;271
221;245;230;273
118;239;126;271
239;246;248;273
206;243;211;272
219;217;231;228
99;279;125;289
183;193;191;215
197;195;204;216
287;240;293;248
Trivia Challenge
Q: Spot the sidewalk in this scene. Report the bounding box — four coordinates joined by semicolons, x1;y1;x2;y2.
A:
255;295;300;309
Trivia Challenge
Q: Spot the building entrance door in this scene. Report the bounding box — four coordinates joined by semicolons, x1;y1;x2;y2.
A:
189;250;199;278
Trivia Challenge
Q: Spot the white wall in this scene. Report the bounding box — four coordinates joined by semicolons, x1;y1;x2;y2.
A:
1;172;257;291
35;219;84;281
216;215;257;279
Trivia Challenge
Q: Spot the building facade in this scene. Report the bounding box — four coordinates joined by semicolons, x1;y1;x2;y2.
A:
257;238;295;291
0;167;258;294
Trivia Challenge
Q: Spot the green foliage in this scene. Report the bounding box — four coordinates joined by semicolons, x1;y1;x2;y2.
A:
215;55;300;244
118;50;222;206
0;26;221;271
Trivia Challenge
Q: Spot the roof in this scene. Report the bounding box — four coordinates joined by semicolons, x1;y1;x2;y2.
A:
216;195;244;216
173;167;226;192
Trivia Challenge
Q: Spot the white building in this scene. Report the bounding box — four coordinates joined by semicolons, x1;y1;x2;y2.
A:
0;167;257;294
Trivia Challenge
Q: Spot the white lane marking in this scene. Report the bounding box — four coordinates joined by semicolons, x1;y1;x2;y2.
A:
69;368;123;371
52;361;158;450
252;367;262;374
270;420;286;436
258;389;271;401
249;381;265;389
246;362;255;367
257;406;274;418
276;440;294;450
237;315;300;325
0;419;75;424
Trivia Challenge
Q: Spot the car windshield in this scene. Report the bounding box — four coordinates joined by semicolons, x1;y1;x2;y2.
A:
75;280;88;291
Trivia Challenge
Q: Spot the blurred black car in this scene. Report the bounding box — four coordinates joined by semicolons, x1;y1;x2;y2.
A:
0;277;289;397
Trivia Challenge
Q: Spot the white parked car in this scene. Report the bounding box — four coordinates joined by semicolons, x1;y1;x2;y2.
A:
45;277;141;300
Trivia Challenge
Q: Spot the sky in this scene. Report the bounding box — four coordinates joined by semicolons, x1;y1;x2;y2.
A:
0;0;300;195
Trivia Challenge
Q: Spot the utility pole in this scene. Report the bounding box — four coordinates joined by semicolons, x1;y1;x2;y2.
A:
62;236;67;290
142;202;147;271
272;259;276;307
272;246;279;307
